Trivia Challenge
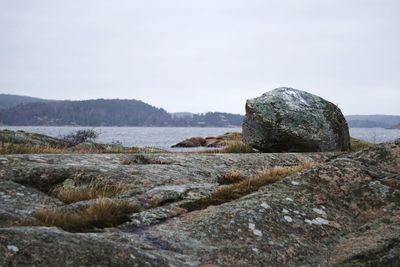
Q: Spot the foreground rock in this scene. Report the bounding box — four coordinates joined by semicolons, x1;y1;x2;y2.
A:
1;140;399;266
243;87;351;152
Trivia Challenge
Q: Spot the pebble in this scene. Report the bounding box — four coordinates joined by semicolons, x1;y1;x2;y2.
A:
284;216;293;223
260;202;270;209
248;223;255;230
282;208;289;214
248;223;263;237
312;208;327;216
305;217;329;225
7;245;19;253
253;229;263;237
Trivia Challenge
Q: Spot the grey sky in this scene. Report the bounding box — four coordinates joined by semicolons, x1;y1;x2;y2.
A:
0;0;399;115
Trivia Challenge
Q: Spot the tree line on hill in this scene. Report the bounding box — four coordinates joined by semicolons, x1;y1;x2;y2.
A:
0;95;243;127
1;94;398;128
345;115;400;129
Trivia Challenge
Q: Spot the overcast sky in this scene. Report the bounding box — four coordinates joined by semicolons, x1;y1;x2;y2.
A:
0;0;399;115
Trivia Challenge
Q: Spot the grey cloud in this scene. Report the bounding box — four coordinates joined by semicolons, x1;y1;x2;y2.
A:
0;0;399;114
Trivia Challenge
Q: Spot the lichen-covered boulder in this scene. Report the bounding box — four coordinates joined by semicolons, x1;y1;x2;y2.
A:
242;87;350;152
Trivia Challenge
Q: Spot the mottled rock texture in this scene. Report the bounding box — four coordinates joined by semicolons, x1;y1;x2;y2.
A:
0;129;68;148
243;87;351;152
172;137;207;148
1;140;399;266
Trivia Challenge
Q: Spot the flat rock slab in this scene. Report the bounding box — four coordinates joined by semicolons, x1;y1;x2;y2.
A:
0;153;331;196
0;180;62;227
0;143;399;266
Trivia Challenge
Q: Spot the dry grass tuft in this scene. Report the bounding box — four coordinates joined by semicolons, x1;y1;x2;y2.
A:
350;137;373;151
182;162;316;211
0;143;65;154
222;132;242;141
202;141;253;154
220;141;254;153
0;142;168;155
52;180;127;204
35;198;139;232
218;170;243;184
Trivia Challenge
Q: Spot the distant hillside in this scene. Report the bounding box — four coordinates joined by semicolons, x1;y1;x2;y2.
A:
171;112;194;119
0;97;243;127
346;115;400;128
388;124;400;129
0;99;173;126
173;112;243;127
2;94;399;128
0;94;46;110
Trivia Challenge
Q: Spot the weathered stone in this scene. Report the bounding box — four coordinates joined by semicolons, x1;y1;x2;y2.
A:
145;141;400;266
0;180;62;227
0;129;68;148
0;136;399;265
0;152;326;198
0;227;196;266
172;132;243;148
172;137;207;148
242;87;351;152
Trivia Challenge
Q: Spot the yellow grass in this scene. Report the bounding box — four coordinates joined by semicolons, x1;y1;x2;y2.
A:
182;162;316;211
201;141;253;154
220;141;253;153
52;180;127;204
222;132;242;141
218;170;243;184
35;198;139;232
0;142;168;154
0;143;65;154
350;137;373;151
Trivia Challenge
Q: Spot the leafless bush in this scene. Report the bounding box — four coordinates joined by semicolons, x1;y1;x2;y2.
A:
63;129;99;146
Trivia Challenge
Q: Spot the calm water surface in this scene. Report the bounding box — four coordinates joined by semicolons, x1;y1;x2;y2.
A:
0;126;241;149
1;126;399;149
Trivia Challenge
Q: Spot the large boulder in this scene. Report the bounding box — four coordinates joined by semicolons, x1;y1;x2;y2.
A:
242;87;350;152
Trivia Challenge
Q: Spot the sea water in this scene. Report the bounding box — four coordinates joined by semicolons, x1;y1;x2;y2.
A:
1;126;399;149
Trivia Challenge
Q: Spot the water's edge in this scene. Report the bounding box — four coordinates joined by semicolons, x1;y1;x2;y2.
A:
1;126;399;149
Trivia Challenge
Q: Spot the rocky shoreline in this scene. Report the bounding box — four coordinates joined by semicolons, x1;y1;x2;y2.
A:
0;87;398;266
0;134;399;265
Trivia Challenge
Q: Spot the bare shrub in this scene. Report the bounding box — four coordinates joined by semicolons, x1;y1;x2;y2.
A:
63;129;99;146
